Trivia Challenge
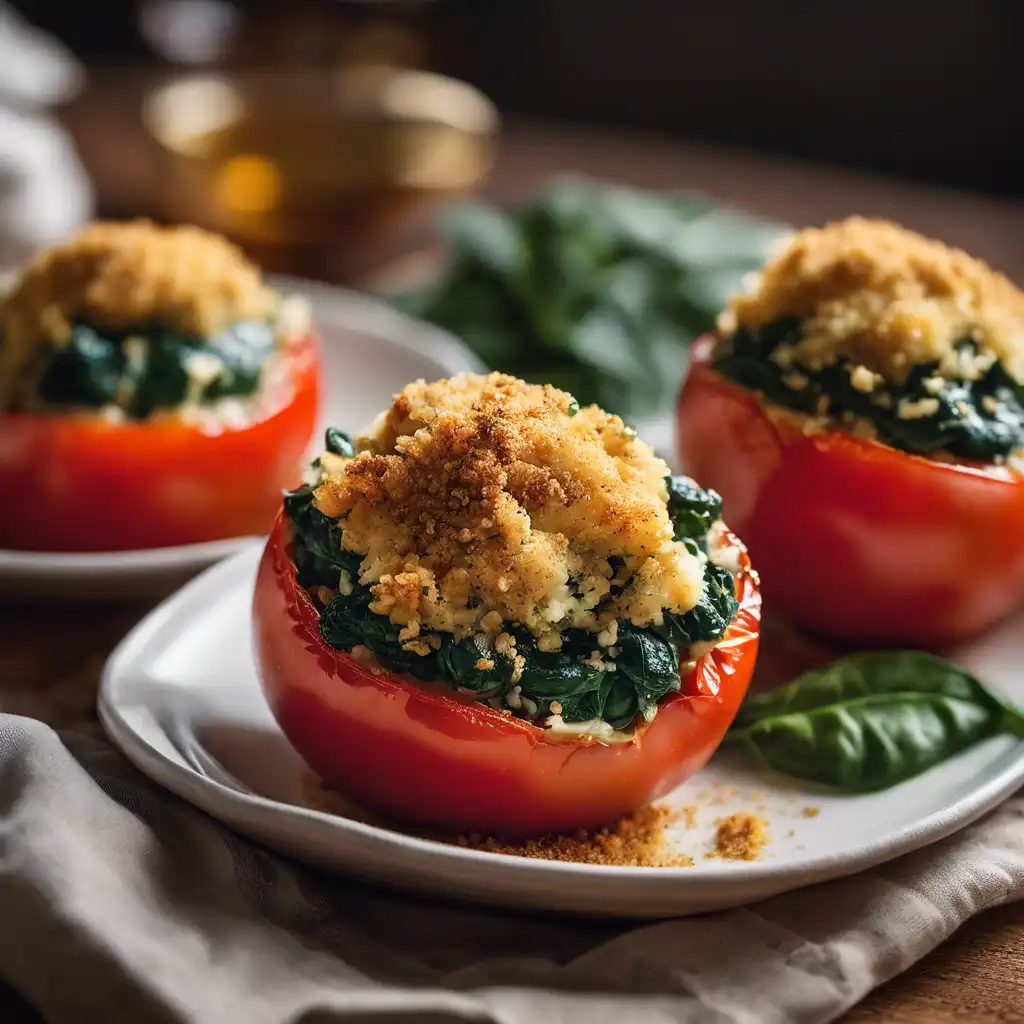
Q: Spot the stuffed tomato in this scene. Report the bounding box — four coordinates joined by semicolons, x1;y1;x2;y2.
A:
0;220;320;551
253;373;761;833
678;217;1024;648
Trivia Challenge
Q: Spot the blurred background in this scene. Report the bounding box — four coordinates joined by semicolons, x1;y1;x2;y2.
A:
3;0;1018;427
4;0;1022;277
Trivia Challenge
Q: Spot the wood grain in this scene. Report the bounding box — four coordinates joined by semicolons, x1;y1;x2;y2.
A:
845;900;1024;1023
4;122;1024;1022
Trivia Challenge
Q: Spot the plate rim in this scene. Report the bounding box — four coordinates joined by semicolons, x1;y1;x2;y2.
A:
98;543;1024;909
0;277;485;572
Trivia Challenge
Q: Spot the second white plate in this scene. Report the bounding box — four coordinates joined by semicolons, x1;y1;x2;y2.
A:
99;544;1024;917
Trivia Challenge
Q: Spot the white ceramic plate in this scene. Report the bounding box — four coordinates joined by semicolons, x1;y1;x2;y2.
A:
0;279;485;601
99;544;1024;917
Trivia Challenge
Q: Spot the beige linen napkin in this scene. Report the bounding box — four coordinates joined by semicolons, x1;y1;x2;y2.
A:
2;714;1023;1024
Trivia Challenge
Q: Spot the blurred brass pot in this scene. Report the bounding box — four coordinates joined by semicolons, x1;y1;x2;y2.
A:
143;67;498;273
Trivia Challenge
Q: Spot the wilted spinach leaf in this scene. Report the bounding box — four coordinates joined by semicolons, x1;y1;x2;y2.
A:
284;429;361;589
438;634;507;692
659;563;738;651
614;623;680;719
34;325;122;407
716;320;1024;460
324;427;356;458
388;177;787;419
33;318;275;418
666;475;723;544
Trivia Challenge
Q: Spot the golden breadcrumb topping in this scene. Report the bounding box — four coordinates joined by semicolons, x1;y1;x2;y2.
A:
722;217;1024;384
0;220;280;404
314;373;703;639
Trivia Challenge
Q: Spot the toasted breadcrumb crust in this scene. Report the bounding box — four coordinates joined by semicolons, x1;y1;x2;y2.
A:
315;373;703;639
301;772;693;866
708;811;768;861
0;220;280;405
722;218;1024;384
451;805;693;866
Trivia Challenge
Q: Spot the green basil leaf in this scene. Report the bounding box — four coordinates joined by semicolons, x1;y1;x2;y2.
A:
565;306;652;385
728;651;1024;792
731;651;1007;730
732;693;998;792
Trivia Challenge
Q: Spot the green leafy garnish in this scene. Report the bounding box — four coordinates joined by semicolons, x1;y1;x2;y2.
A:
715;320;1024;459
727;651;1024;792
33;319;276;418
388;178;787;419
285;449;738;731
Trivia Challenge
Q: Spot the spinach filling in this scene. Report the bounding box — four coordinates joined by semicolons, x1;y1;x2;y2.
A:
31;319;276;418
714;317;1024;460
285;429;739;732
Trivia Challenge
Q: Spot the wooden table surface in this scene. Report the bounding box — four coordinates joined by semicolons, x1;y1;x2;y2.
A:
4;121;1024;1022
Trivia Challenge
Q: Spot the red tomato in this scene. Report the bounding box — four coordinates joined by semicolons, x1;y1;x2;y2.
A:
678;334;1024;648
253;512;761;834
0;334;320;552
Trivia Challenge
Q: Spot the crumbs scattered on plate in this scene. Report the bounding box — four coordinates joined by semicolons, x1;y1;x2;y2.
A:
450;806;694;867
301;769;796;866
301;770;694;866
300;771;389;826
707;811;769;861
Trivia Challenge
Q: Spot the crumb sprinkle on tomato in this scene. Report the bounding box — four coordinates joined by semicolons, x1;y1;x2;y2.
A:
722;217;1024;386
313;372;705;640
0;220;282;405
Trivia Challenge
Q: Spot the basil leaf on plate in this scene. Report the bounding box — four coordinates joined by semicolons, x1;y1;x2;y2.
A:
727;651;1024;792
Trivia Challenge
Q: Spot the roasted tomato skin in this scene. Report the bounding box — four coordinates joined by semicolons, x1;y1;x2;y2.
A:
0;334;320;552
252;512;761;834
677;334;1024;648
